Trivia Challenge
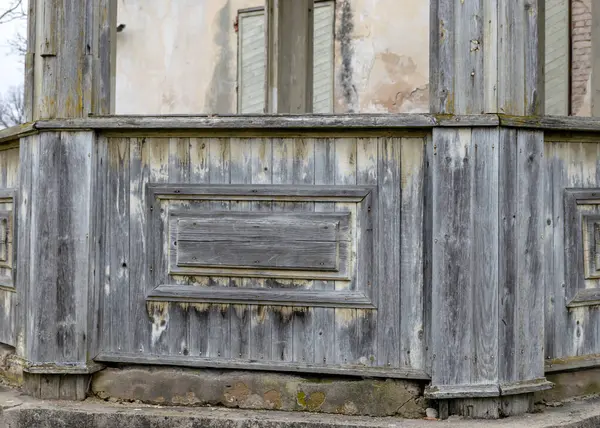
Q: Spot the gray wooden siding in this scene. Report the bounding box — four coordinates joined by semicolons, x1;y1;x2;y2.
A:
0;144;19;347
95;134;427;376
544;135;600;363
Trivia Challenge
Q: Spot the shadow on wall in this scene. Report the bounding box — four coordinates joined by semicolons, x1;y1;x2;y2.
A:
205;0;234;114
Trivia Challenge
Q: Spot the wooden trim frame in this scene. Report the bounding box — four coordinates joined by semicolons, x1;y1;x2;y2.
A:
564;189;600;308
145;184;377;309
0;189;17;292
94;352;430;380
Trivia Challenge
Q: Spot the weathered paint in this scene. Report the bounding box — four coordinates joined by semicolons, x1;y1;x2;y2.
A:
115;0;429;114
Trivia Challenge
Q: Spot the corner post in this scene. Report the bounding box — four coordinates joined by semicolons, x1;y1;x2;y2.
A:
265;0;314;113
428;0;552;418
18;0;117;400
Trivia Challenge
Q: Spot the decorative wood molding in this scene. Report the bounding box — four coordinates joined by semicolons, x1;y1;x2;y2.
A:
565;189;600;307
0;189;17;291
145;184;376;308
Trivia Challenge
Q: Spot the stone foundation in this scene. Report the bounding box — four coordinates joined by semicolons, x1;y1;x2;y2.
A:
91;366;428;418
0;344;23;387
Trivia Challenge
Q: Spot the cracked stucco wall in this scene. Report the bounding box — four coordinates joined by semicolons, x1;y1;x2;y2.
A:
114;0;430;114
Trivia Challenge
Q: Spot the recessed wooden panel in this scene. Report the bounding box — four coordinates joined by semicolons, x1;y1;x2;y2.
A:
583;214;600;279
178;240;339;270
0;189;16;290
146;183;375;307
565;189;600;307
0;212;11;263
173;212;349;272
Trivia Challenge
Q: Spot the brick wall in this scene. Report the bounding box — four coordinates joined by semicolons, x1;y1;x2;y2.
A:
571;0;592;116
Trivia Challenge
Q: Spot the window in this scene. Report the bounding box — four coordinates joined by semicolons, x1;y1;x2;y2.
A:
237;1;335;114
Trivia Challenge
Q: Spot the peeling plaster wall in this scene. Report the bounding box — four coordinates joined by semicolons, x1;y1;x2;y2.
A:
115;0;430;115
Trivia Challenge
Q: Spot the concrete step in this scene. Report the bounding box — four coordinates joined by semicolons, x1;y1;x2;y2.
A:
2;385;600;428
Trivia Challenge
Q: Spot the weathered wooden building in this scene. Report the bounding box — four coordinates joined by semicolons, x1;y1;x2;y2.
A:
3;0;600;421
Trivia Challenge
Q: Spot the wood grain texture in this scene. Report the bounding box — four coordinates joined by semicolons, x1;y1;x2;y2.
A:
90;135;426;376
430;0;543;115
499;130;546;382
0;147;19;347
431;127;503;391
431;128;474;386
22;132;93;368
27;0;116;120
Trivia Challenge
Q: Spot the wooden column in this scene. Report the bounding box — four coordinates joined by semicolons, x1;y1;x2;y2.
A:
24;0;117;121
428;0;552;419
17;0;116;400
265;0;314;113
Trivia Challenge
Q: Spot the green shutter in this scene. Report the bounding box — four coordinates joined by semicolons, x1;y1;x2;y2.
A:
237;1;334;114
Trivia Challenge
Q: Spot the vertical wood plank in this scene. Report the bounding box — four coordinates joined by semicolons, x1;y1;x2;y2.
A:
431;128;473;386
145;138;169;353
291;137;316;365
270;138;294;362
355;137;377;366
400;137;426;369
249;137;273;362
429;0;455;113
129;137;150;354
17;136;34;357
470;128;499;384
334;137;358;365
313;137;335;366
514;130;545;379
230;137;252;360
26;131;93;366
499;128;518;382
376;137;401;368
188;138;210;358
207;137;231;359
164;138;191;356
454;0;484;114
104;137;130;354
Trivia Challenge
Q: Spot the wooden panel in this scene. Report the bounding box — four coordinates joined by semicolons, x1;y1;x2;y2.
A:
431;127;500;386
24;131;93;364
176;213;348;242
0;146;18;347
177;241;339;271
96;135;426;376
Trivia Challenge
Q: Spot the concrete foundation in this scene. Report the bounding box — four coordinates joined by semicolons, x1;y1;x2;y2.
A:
536;368;600;404
3;385;600;428
91;366;428;418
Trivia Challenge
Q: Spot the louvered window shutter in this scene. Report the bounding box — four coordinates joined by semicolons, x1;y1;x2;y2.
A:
545;0;569;115
237;1;334;114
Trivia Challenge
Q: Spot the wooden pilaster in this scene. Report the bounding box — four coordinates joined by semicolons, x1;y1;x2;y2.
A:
18;0;116;400
428;0;552;418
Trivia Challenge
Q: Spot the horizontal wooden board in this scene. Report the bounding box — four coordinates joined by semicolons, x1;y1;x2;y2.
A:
147;285;375;308
94;351;430;379
177;240;339;271
176;212;350;242
149;184;374;202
